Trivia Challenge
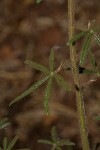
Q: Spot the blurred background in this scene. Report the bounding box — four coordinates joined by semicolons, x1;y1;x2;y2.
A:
0;0;100;149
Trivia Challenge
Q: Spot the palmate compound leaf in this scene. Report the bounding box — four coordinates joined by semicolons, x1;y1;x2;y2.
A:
24;60;50;74
80;32;93;66
93;32;100;46
7;136;18;150
67;31;87;45
49;48;55;72
0;118;10;129
44;77;52;115
38;126;75;150
9;76;50;106
54;74;71;92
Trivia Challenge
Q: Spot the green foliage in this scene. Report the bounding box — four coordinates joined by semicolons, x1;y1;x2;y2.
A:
38;126;75;150
67;31;87;45
66;21;100;81
0;118;10;129
44;77;52;115
67;22;100;67
62;60;97;75
88;50;97;68
51;126;58;143
7;136;18;150
35;0;42;4
54;74;71;91
9;48;71;115
49;48;55;72
93;32;100;45
94;116;100;121
0;136;30;150
3;137;7;150
9;76;50;106
25;60;50;74
5;0;100;149
80;29;100;66
94;28;100;32
80;32;93;66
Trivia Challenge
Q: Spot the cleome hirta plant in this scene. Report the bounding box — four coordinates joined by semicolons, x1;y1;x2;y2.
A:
8;0;100;150
38;126;75;150
0;136;30;150
9;47;71;114
0;118;30;150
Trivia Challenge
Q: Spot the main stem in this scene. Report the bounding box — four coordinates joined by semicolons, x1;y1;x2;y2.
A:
68;0;90;150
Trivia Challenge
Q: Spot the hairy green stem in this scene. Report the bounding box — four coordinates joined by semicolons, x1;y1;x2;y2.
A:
68;0;90;150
